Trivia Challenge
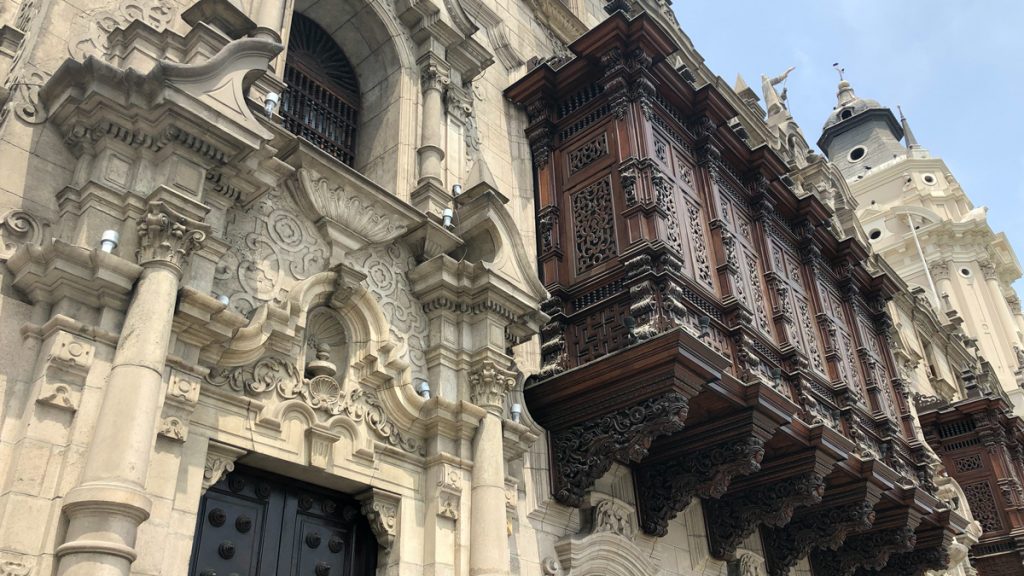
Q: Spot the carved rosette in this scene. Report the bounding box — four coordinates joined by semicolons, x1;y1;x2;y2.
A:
636;436;765;536
469;360;518;413
705;472;826;559
358;488;400;552
809;526;916;576
550;392;688;507
136;201;208;270
763;500;876;576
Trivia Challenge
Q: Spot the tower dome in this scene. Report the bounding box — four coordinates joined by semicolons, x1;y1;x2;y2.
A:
817;78;905;181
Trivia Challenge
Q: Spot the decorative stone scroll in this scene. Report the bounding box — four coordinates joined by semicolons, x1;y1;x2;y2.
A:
0;209;48;260
705;472;826;559
205;353;423;454
358;488;400;552
636;436;765;536
550;392;688;507
762;500;876;576
202;441;247;494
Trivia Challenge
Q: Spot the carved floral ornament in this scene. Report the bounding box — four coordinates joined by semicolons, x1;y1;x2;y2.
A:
205;352;424;455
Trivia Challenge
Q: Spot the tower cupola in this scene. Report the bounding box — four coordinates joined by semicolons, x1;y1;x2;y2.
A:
818;79;906;180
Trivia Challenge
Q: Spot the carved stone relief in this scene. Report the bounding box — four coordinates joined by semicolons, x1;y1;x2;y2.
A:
0;209;48;259
591;497;637;541
35;331;95;412
358;488;400;552
349;243;428;375
206;353;423;454
214;188;330;317
68;0;175;60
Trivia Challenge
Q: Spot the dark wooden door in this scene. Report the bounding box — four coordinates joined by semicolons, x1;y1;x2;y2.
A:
189;465;378;576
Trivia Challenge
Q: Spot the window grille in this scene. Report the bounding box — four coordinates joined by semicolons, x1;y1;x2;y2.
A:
281;13;359;166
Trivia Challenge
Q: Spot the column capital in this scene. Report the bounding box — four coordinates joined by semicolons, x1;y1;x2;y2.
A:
928;259;950;281
136;201;210;270
469;360;517;413
420;60;451;93
980;259;998;280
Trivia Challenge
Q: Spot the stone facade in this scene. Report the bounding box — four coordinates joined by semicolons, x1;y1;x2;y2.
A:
0;0;1006;574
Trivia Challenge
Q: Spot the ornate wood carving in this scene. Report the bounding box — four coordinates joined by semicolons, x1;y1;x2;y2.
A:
635;436;765;536
763;499;876;576
810;526;917;576
705;471;825;558
570;177;617;275
550;392;688;507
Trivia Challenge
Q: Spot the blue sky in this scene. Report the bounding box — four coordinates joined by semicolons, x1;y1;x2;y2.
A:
674;1;1024;293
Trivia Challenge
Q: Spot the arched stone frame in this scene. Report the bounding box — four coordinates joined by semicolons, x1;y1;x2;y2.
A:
285;0;419;200
553;532;656;576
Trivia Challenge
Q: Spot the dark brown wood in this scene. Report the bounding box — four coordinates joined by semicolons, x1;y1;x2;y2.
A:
918;392;1024;575
508;11;967;570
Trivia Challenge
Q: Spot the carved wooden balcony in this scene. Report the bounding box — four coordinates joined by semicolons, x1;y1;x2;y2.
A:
918;387;1024;575
507;11;968;571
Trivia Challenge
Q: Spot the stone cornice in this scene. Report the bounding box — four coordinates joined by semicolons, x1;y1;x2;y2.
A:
41;36;282;158
7;240;142;310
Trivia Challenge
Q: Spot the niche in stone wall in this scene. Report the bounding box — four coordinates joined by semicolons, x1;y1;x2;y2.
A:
304;305;349;384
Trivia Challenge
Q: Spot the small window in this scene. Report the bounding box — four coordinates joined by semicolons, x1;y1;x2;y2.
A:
923;174;936;185
849;146;866;162
959;267;972;278
840;108;853;120
868;229;882;240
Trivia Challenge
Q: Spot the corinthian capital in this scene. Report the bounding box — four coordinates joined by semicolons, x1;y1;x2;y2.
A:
421;63;450;93
469;360;517;413
927;259;950;281
136;201;209;269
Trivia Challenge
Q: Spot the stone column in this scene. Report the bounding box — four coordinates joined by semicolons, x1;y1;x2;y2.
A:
981;260;1022;349
469;362;515;576
412;58;452;217
253;0;285;41
55;201;208;576
1007;294;1024;339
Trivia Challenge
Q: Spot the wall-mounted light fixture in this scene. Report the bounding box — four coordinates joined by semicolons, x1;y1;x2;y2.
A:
441;208;455;231
452;184;462;197
100;230;120;253
510;403;522;423
264;92;280;118
415;378;431;399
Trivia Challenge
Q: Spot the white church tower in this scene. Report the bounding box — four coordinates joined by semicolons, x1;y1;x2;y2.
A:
819;78;1024;413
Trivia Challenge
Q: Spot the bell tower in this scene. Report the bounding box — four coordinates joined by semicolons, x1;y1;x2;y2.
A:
817;79;906;181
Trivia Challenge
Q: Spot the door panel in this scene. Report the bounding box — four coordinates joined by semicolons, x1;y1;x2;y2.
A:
190;466;377;576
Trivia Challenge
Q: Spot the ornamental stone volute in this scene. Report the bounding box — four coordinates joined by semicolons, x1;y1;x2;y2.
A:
136;201;209;270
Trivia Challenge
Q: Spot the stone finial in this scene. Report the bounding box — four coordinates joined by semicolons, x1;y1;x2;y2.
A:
136;201;209;269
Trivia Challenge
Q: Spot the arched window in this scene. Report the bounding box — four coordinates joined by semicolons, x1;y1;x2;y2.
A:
281;13;360;166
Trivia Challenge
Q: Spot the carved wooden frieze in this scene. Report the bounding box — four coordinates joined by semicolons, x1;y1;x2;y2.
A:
549;392;688;507
635;436;765;536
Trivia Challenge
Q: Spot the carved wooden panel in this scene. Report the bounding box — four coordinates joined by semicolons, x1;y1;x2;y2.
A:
963;480;1003;532
569;299;632;365
567;133;608;175
684;199;715;291
570;176;617;275
953;453;983;473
